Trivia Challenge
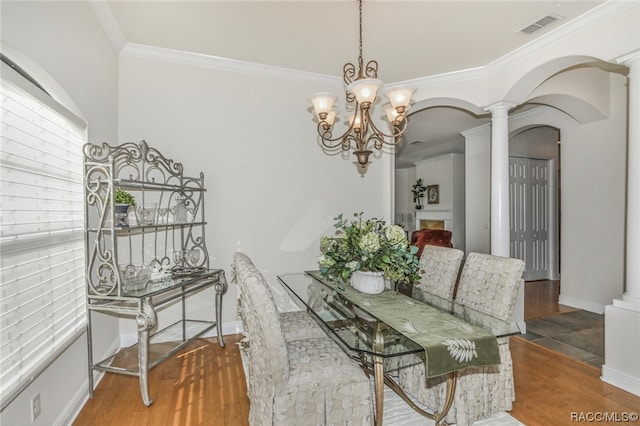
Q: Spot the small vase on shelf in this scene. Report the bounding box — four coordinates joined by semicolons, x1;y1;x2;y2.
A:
114;204;131;227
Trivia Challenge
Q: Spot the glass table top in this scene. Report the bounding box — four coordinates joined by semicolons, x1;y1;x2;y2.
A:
277;272;522;359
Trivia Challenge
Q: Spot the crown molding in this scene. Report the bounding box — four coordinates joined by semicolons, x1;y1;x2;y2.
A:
120;43;341;87
617;49;640;65
102;1;633;90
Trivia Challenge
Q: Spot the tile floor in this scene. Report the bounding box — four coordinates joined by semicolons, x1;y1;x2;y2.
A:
518;309;604;368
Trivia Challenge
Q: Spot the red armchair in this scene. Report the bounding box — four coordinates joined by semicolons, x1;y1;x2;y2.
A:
410;229;453;259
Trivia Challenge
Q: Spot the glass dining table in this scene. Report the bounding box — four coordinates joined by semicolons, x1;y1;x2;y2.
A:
277;271;522;426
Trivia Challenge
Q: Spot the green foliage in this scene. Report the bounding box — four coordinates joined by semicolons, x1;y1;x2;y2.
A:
318;212;421;285
114;189;135;205
412;178;427;202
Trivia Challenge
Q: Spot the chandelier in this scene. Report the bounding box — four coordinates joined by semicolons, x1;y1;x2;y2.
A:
309;0;414;169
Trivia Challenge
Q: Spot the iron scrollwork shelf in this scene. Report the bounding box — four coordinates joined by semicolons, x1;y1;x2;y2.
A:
83;140;226;406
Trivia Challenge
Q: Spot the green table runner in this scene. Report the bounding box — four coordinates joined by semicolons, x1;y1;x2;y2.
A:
309;272;500;378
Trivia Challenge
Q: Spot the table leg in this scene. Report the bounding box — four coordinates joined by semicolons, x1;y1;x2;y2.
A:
373;326;385;426
380;370;458;426
436;371;457;426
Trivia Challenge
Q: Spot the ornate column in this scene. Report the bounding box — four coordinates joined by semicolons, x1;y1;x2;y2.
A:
485;102;515;257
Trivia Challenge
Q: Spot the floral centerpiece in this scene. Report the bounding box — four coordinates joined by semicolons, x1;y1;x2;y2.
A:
318;213;421;290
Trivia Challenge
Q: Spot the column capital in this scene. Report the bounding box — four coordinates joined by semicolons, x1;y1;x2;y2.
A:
484;101;517;114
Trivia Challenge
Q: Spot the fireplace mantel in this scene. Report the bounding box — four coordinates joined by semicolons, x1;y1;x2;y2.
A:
416;210;452;231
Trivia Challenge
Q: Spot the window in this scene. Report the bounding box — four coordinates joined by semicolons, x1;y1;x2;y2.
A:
0;56;87;409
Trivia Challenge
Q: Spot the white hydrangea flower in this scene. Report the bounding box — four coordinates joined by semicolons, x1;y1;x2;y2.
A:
359;231;381;253
385;225;407;246
318;254;335;267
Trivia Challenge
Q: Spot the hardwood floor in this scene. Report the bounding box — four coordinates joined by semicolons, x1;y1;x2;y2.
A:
523;279;577;319
73;335;250;426
511;280;638;425
74;285;640;425
509;337;639;425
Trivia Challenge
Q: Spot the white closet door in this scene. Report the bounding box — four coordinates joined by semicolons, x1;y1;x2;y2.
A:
509;159;527;262
528;159;550;280
509;157;551;280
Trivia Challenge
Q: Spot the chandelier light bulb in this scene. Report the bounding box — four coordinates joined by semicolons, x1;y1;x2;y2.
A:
348;78;383;106
385;86;415;111
383;103;402;124
349;112;363;133
324;108;338;129
309;92;338;119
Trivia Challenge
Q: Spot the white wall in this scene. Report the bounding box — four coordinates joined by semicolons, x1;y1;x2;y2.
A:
116;53;389;332
557;74;627;312
463;125;492;254
0;2;120;425
510;126;560;159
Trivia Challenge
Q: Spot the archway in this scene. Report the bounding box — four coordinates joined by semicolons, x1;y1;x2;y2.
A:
394;101;489;251
507;58;628;325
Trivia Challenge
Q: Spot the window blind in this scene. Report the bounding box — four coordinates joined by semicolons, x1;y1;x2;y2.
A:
0;60;87;410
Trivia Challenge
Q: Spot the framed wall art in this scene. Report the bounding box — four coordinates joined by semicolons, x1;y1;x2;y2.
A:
427;184;440;204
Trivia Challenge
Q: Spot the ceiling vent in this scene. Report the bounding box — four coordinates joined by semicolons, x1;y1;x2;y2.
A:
520;14;563;35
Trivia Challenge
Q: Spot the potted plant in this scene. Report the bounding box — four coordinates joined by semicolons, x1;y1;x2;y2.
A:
114;189;135;227
318;213;421;293
412;178;427;210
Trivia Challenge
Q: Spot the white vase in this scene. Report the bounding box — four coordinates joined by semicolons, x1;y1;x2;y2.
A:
350;270;385;294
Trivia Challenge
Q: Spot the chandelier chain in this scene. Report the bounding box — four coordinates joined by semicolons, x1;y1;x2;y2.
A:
358;0;363;63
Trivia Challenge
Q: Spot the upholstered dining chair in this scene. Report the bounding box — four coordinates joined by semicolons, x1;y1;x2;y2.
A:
387;245;465;375
412;245;464;306
397;252;524;426
232;252;326;341
232;252;373;426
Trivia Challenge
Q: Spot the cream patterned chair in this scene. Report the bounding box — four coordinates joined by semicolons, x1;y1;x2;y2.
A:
233;252;326;342
232;252;373;426
386;245;465;375
412;244;464;307
398;252;524;426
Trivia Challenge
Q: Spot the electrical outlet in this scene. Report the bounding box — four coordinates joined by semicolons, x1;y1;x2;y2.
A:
31;393;41;422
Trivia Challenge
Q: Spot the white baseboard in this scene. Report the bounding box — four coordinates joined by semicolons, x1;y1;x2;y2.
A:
64;336;120;426
602;364;640;397
558;295;605;314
